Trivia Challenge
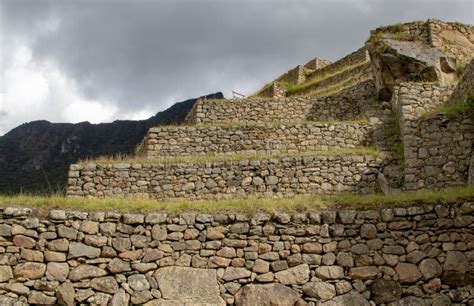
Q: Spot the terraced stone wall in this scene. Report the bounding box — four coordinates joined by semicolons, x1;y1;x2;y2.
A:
66;155;381;199
304;47;370;82
142;123;374;157
392;83;473;191
1;202;473;305
186;80;375;125
276;65;307;84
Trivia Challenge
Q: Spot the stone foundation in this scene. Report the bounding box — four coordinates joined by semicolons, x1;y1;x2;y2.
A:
0;202;473;305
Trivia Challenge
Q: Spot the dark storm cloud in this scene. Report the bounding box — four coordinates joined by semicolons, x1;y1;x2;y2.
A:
2;0;473;117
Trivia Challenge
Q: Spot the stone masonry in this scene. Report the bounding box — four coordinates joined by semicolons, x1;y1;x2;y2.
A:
0;202;473;305
142;122;374;157
66;155;381;199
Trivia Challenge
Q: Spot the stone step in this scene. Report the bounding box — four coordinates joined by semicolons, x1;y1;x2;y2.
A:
287;62;372;97
185;80;375;125
141;121;374;158
67;152;381;200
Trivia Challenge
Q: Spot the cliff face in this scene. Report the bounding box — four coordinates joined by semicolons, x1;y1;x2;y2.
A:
0;93;224;194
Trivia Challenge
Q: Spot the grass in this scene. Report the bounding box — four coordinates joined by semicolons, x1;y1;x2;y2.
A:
430;96;473;119
286;61;370;96
79;147;380;166
148;119;371;130
1;186;473;214
300;71;370;98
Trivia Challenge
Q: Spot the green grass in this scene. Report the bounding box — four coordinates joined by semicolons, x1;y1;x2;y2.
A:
148;118;371;130
432;96;473;119
79;147;380;166
1;186;473;214
286;61;369;96
299;71;370;98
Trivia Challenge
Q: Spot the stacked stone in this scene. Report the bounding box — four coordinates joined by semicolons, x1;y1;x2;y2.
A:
0;202;473;305
392;82;473;191
142;122;374;158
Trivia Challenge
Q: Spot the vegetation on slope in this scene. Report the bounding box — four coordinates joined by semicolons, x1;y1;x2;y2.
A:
80;147;379;165
1;186;472;214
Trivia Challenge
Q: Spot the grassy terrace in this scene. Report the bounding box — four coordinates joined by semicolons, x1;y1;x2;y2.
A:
286;61;370;96
1;186;473;214
80;147;380;165
149;118;371;130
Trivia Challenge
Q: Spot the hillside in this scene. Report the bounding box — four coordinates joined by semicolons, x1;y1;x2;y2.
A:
0;92;224;194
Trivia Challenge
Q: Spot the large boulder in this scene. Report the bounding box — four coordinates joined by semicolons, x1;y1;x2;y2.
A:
367;37;456;100
235;283;301;306
370;278;402;304
153;267;224;305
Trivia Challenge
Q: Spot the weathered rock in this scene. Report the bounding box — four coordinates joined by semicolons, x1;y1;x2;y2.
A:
4;282;30;296
395;263;422;284
419;259;442;280
348;266;378;280
68;264;107;281
91;276;118;294
110;289;130;306
303;281;336;301
68;242;100;259
153;267;224;305
394;296;427;306
223;267;252;281
235;283;301;306
315;266;344;280
14;262;46;279
46;262;69;281
0;265;13;282
128;274;150;291
274;264;310;285
320;291;369;306
443;251;469;272
56;281;75;306
370;279;402;304
28;291;56;304
441;270;474;286
108;258;132;273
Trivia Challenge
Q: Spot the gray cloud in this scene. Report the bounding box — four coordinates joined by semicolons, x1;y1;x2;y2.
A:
1;0;473;133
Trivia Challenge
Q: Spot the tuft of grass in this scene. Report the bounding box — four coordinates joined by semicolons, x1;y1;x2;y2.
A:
433;96;473;119
299;71;370;98
1;186;473;214
78;147;380;166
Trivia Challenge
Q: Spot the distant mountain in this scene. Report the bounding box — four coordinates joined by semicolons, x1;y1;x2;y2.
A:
0;92;224;194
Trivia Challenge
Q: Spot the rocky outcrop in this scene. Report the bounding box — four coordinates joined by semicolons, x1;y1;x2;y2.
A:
367;38;456;100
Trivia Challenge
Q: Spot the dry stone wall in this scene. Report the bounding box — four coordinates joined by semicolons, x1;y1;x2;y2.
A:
428;19;474;63
142;122;374;157
276;65;307;84
304;47;370;82
66;155;381;200
0;202;473;305
186;80;375;125
392;83;473;191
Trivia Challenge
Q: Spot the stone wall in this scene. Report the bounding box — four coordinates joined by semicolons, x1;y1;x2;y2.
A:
304;47;370;83
450;59;474;103
186;80;375;125
142;122;374;157
428;19;474;63
256;82;287;98
66;155;381;199
303;58;332;70
276;65;307;84
392;83;473;191
0;202;473;305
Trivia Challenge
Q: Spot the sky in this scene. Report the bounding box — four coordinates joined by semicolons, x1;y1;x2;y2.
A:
0;0;473;135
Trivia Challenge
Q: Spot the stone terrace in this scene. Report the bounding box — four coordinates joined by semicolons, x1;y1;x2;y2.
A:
141;122;374;158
